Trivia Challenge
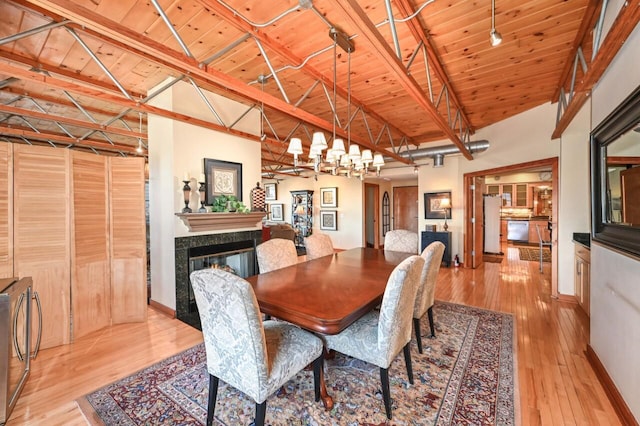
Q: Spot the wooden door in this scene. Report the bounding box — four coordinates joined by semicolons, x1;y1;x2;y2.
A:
621;166;640;225
13;145;71;349
109;157;147;324
0;143;12;278
71;152;111;339
393;186;418;232
364;183;379;248
473;176;485;268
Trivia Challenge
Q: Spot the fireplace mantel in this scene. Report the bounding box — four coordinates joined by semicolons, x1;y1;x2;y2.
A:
176;212;266;232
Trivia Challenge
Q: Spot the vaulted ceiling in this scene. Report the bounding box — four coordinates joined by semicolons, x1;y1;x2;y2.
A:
0;0;637;178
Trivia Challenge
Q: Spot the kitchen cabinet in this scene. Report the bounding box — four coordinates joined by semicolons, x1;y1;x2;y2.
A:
528;220;550;243
500;220;508;242
421;231;452;266
574;244;590;316
487;184;530;207
514;184;528;207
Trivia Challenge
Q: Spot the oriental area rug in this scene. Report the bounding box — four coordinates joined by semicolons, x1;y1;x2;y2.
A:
79;302;517;425
518;247;551;263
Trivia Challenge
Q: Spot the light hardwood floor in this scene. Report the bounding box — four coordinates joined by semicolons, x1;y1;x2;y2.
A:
8;244;621;425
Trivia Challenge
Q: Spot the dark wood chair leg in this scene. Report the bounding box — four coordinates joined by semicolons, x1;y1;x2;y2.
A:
413;317;423;354
207;374;219;426
254;401;267;426
428;306;436;338
403;343;414;384
380;367;392;420
313;354;323;402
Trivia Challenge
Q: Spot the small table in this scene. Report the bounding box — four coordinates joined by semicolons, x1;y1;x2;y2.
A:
246;247;413;408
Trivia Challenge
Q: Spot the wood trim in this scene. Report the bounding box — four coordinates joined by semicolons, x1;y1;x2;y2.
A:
607;156;640;166
327;0;472;159
556;293;578;304
149;300;176;318
586;345;639;426
552;1;640;138
176;212;267;232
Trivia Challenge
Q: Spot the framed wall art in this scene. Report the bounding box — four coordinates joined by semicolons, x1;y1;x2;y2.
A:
204;158;242;205
424;191;452;219
320;210;337;231
269;203;284;221
320;187;338;208
264;182;277;201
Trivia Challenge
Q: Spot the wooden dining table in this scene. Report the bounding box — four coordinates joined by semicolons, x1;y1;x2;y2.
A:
245;247;414;409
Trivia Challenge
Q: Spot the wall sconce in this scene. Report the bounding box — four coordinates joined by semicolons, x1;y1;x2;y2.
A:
440;197;452;231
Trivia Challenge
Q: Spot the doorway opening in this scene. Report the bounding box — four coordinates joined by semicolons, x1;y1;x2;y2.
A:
463;157;559;297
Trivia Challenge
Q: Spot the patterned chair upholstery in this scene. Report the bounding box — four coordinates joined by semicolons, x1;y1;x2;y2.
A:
384;229;419;254
304;233;334;260
190;268;324;426
413;241;445;353
321;255;425;419
256;238;298;273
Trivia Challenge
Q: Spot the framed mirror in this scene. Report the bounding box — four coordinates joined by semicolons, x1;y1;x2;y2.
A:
591;84;640;257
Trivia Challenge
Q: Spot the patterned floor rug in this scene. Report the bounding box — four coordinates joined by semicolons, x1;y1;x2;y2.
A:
79;302;516;425
518;247;551;262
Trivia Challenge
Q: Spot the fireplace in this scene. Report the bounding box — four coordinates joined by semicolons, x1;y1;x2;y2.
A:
175;230;262;329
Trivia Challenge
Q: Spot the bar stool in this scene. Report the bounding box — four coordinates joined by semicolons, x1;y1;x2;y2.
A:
535;224;552;272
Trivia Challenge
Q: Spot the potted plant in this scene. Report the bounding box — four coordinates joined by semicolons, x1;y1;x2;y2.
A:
211;195;250;213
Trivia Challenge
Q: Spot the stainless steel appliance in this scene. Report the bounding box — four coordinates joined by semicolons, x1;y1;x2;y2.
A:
507;220;529;242
1;277;41;425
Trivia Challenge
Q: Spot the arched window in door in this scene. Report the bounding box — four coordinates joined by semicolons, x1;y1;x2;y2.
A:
382;191;390;236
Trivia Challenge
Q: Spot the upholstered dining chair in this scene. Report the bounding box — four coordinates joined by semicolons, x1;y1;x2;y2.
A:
413;241;445;353
304;233;334;260
384;229;419;254
321;255;425;420
190;268;324;426
256;238;298;273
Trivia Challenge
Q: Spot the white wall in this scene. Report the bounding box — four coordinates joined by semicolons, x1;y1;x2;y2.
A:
557;100;591;295
148;79;261;310
263;173;363;250
589;19;640;421
412;102;561;264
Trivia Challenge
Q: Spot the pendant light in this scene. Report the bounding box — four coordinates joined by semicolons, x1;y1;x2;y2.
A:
490;0;502;46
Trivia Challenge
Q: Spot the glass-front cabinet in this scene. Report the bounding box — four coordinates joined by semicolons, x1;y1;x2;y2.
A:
291;190;313;248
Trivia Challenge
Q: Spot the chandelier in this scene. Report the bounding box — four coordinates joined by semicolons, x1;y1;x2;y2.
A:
286;27;385;179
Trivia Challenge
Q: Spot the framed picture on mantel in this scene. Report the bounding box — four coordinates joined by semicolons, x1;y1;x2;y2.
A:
204;158;242;205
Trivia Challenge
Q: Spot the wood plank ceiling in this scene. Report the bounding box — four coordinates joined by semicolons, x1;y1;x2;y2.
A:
0;0;627;176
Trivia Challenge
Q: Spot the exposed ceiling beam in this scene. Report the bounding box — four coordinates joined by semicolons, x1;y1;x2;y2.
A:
22;0;411;164
550;0;600;102
0;50;147;99
327;0;472;160
0;125;141;154
0;104;146;139
552;1;640;139
0;87;143;125
197;0;413;145
0;62;276;146
393;0;473;133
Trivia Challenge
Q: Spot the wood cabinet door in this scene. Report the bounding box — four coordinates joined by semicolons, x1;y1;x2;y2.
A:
71;152;111;338
13;145;71;349
109;157;147;324
0;143;12;278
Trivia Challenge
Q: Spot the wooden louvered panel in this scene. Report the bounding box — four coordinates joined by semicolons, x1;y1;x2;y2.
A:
0;143;12;278
71;152;111;339
13;145;70;349
108;157;146;324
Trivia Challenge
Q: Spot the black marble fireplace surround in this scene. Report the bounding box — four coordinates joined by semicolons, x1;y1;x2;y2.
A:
175;230;262;329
